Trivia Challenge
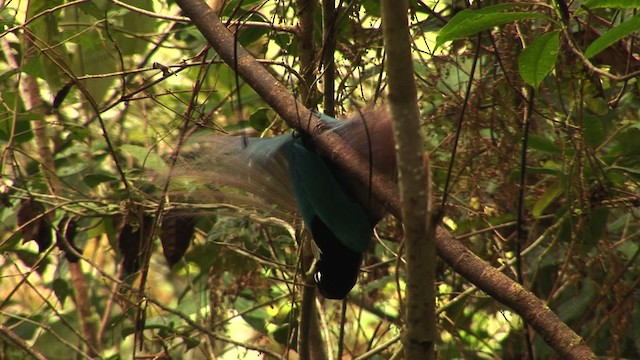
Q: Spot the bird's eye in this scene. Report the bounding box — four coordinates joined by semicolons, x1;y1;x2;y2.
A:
313;271;322;284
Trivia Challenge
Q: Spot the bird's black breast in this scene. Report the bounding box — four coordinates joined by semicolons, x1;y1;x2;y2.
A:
310;216;362;299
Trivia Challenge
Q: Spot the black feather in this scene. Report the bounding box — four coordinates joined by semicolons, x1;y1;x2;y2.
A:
310;216;362;299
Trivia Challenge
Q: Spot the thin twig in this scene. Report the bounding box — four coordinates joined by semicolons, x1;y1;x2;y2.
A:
0;324;48;360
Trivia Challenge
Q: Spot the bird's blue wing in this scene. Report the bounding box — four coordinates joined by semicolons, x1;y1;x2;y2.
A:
286;137;372;253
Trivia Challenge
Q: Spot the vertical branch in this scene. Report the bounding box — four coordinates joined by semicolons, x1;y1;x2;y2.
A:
3;27;98;357
69;262;99;357
293;1;328;359
516;86;536;360
321;0;336;115
298;276;314;360
0;38;59;194
380;1;435;359
296;0;318;107
320;2;347;357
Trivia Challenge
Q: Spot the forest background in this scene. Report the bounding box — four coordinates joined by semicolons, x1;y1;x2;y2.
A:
1;0;639;359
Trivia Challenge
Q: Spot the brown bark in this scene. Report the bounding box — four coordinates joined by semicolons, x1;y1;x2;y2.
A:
380;0;435;359
292;1;328;359
321;0;336;115
296;0;318;107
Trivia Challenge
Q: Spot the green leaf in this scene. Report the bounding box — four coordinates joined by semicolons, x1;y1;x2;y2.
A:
50;278;71;306
15;249;50;275
528;134;560;154
22;57;46;79
532;181;563;217
518;32;560;88
436;4;547;49
557;281;595;323
64;123;90;142
83;173;118;187
0;113;34;143
117;0;156;56
236;297;269;333
583;114;606;148
362;0;382;18
33;311;80;358
583;207;609;246
249;108;273;132
582;0;640;9
237;13;270;46
181;334;201;349
221;0;265;16
584;14;640;59
526;166;562;175
274;33;296;56
25;0;67;89
607;165;640;176
120;144;166;171
0;231;22;252
0;69;19;83
585;96;609;116
78;1;104;19
57;161;88;177
122;323;175;338
614;238;638;259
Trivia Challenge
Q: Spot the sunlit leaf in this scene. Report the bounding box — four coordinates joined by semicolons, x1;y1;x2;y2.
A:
585;96;609;116
584;14;640;59
237;296;269;333
518;31;560;88
182;334;201;349
362;0;382;17
249;108;273;132
25;0;66;89
532;181;563;217
14;249;50;275
0;113;34;143
582;0;640;9
0;69;19;83
120;144;167;172
436;4;547;48
57;161;88;177
236;13;271;46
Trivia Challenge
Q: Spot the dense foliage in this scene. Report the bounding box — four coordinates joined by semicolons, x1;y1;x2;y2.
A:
0;0;639;359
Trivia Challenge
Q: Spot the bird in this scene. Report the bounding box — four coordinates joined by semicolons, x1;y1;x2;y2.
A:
171;108;396;299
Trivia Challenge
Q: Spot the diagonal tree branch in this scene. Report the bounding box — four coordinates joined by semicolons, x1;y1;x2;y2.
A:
174;0;399;218
173;1;596;358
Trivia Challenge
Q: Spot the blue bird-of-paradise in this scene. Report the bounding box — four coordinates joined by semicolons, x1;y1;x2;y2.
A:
174;108;396;299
